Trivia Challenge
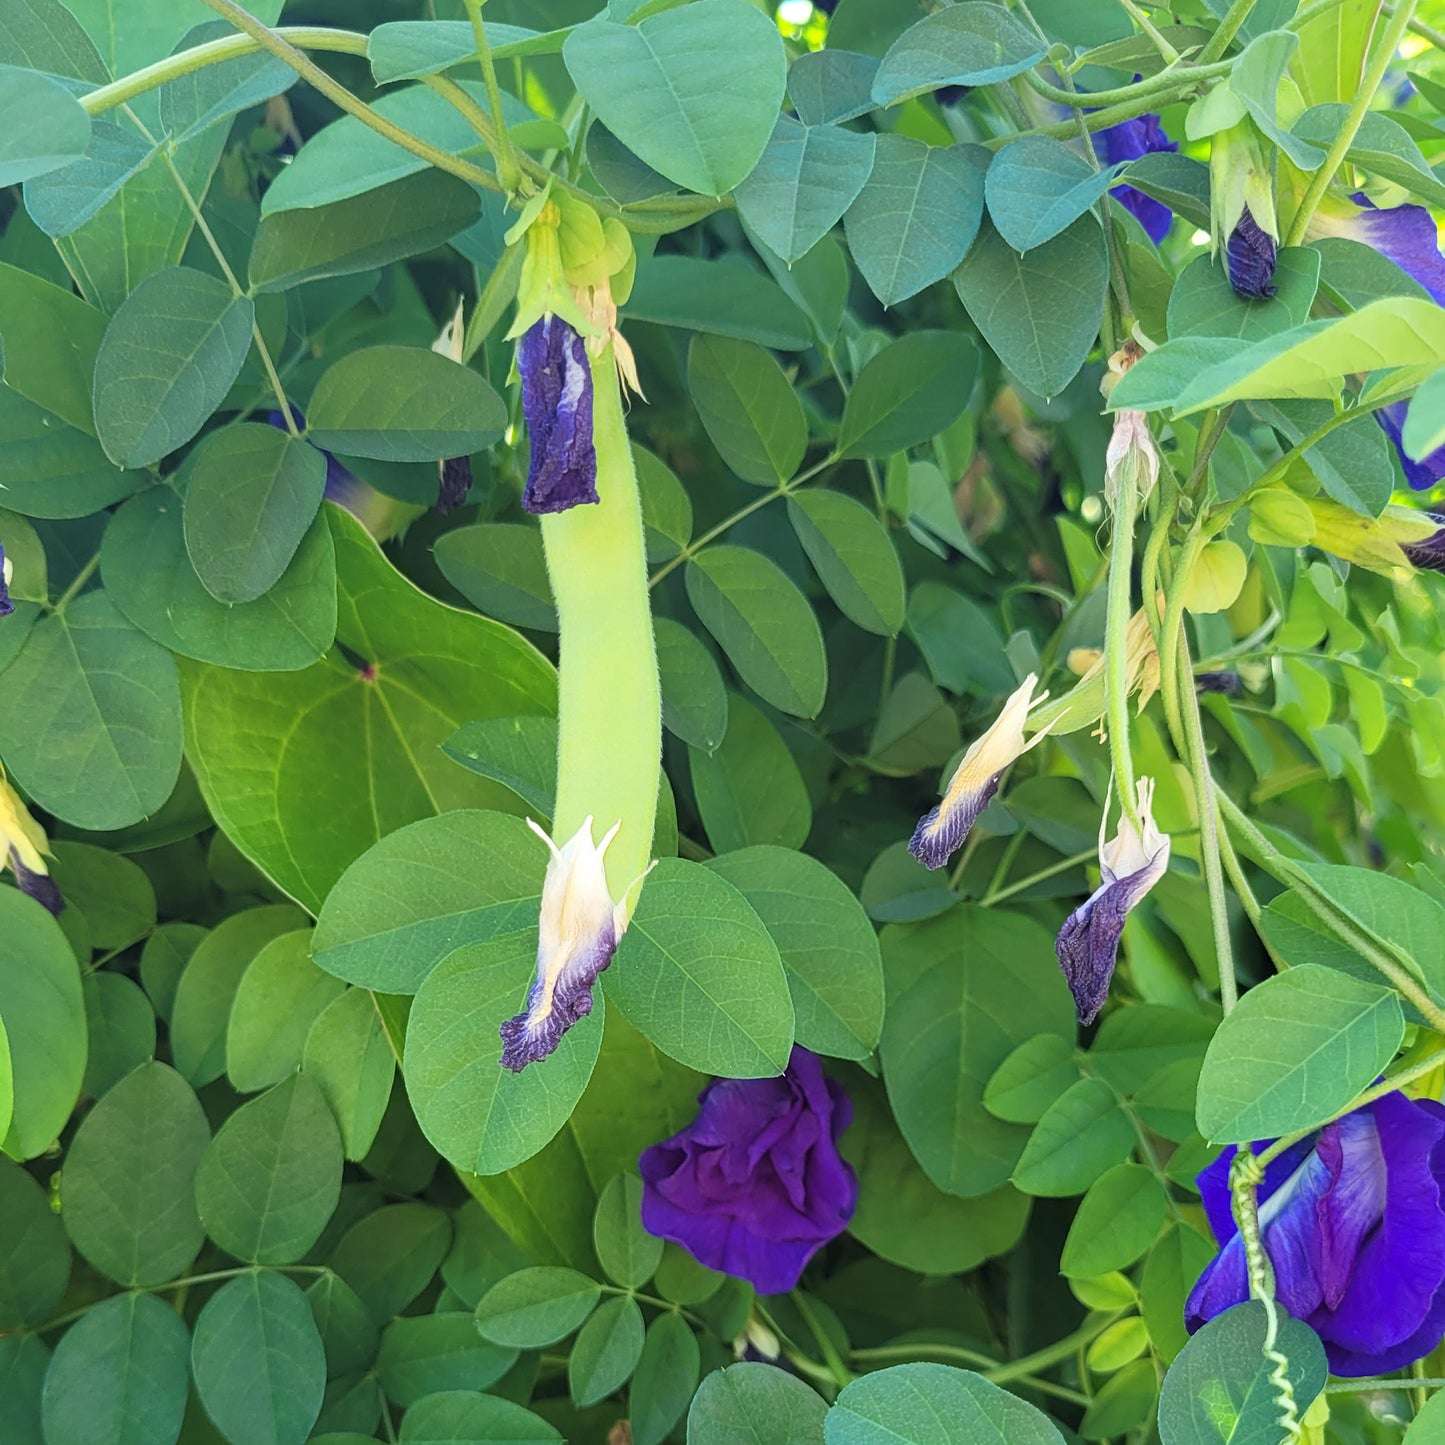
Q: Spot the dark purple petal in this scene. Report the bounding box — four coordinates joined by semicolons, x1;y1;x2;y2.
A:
1346;194;1445;306
518;316;598;515
907;775;999;871
436;455;473;515
9;848;62;915
1226;207;1277;299
0;543;12;619
1401;511;1445;570
1092;107;1177;245
1195;671;1243;696
639;1047;857;1296
498;921;617;1071
1054;860;1159;1024
1376;402;1445;492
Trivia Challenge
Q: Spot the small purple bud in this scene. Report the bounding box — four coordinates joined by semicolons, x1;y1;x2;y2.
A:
436;456;473;516
1401;511;1445;574
1195;671;1243;696
1226;207;1277;299
0;543;13;618
519;317;598;515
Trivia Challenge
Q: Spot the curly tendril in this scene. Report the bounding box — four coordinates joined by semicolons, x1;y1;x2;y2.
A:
1229;1149;1303;1442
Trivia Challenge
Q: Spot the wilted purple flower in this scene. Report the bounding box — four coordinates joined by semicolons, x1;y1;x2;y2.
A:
639;1047;857;1295
1186;1092;1445;1377
0;780;62;916
0;544;13;618
436;456;473;515
1056;777;1169;1024
1401;510;1445;571
499;817;623;1072
1093;104;1177;244
1225;208;1277;299
519;315;597;515
909;674;1049;870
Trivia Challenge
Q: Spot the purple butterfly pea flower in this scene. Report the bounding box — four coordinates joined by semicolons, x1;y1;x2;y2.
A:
639;1047;857;1295
1377;402;1445;492
1093;106;1178;245
1055;777;1170;1024
518;315;598;515
1186;1091;1445;1378
0;544;13;618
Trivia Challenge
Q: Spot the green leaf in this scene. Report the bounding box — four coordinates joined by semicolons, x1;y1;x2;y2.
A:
398;1390;561;1443
843;136;984;307
872;5;1046;105
880;907;1077;1196
707;845;884;1061
1166;247;1320;342
1404;367;1445;462
330;1203;452;1323
0;261;107;433
475;1266;601;1348
657;619;728;752
689;694;812;854
443;716;558;817
789;50;880;126
985;135;1125;253
906;583;1014;696
608;857;795;1076
1141;1222;1216;1365
953;216;1108;399
0;1333;48;1445
843;1071;1029;1275
983;1035;1080;1125
0;65;90;186
301;988;395;1162
625;255;813;351
249;170;481;293
226;930;345;1093
1406;1389;1445;1441
0;590;181;831
1157;1302;1326;1445
60;1062;208;1288
593;1173;662;1290
435;522;557;633
837;331;977;459
79;973;156;1099
1123;151;1211;231
734;116;876;266
1012;1078;1135;1197
788;491;905;635
686;547;827;718
102;487;337;672
191;1270;326;1445
637;445;693;563
1196;963;1404;1144
0;890;85;1161
0;0;108;84
307;1271;378;1380
157;21;295;143
405;927;604;1175
170;905;308;1088
306;345;506;463
22;122;157;239
42;1293;190;1445
632;1312;700;1445
181;425;329;605
1251;398;1394;516
689;1363;827;1444
1294;104;1445;207
376;1313;517;1406
368;20;553;83
826;1363;1064;1444
261;83;561;213
183;508;555;913
139;923;204;1025
0;1159;68;1328
570;1294;645;1408
687;334;807;487
563;0;785;195
50;840;154;949
92;266;254;469
0;386;145;519
194;1074;343;1264
313;811;546;993
1060;1164;1168;1277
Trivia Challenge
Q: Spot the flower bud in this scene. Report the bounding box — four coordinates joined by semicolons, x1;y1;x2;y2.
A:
1210;120;1279;299
0;776;62;915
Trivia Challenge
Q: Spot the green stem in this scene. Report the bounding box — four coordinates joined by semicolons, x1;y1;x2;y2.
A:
985;1313;1125;1385
849;1343;1090;1406
79;26;369;114
1175;635;1237;1012
1105;460;1142;831
1326;1377;1445;1393
1111;0;1180;62
793;1291;853;1388
1198;0;1259;62
983;90;1196;148
979;847;1097;906
1156;518;1209;754
462;0;522;193
542;347;660;901
1389;4;1445;51
1283;0;1419;246
50;553;101;615
1021;59;1233;110
194;0;504;194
